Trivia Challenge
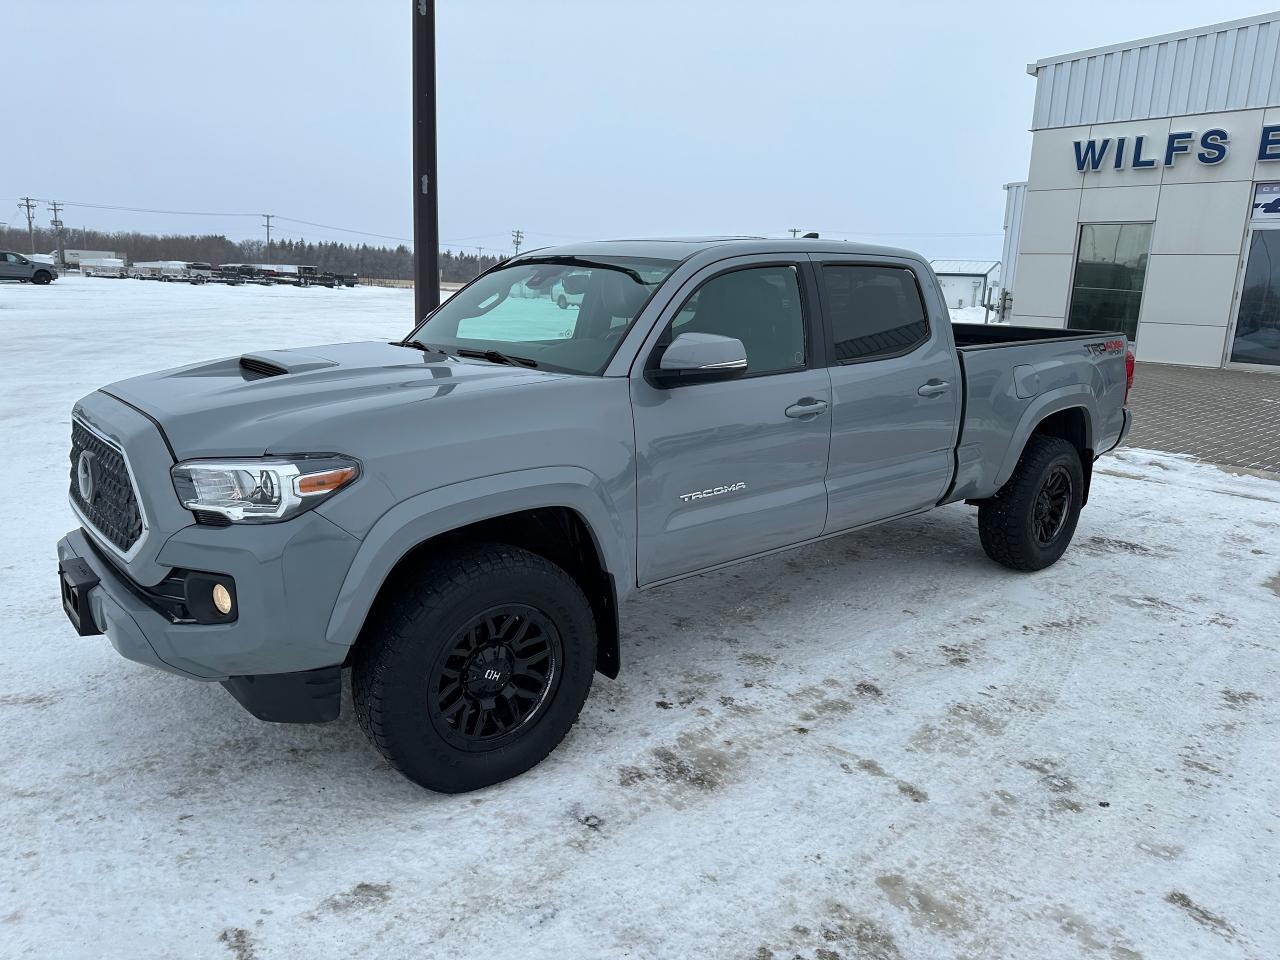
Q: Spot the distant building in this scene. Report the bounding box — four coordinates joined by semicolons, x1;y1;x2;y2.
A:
930;260;1000;309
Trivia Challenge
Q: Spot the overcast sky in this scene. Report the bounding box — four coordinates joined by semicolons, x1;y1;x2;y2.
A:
4;1;1272;260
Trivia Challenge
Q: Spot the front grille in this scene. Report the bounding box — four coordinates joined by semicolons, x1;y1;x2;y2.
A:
69;420;144;554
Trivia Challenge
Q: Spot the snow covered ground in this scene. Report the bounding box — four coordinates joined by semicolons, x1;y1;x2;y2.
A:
2;276;1278;959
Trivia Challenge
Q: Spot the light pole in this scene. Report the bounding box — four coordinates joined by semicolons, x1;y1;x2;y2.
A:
412;0;441;318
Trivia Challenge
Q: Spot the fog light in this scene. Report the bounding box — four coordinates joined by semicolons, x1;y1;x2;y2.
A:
212;583;233;616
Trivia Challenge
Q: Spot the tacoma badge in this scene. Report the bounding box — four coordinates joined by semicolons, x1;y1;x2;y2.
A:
679;482;746;503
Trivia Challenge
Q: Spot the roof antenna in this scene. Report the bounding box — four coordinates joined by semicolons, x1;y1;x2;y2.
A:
802;232;819;239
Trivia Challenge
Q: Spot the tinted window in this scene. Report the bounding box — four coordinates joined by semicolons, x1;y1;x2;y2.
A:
1067;223;1152;341
822;265;929;362
667;266;805;375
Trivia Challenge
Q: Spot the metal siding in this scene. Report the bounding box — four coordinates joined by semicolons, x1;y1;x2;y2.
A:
1083;56;1104;122
1099;51;1121;122
1252;22;1276;105
1030;15;1280;128
999;183;1026;305
1169;38;1193;116
1209;30;1235;112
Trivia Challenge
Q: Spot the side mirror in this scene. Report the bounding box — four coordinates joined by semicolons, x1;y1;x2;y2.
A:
648;332;748;388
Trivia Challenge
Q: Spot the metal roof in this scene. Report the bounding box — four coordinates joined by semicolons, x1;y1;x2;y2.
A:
1028;11;1280;129
930;259;999;277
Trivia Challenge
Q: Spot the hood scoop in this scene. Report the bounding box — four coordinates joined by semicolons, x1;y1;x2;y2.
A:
239;350;339;380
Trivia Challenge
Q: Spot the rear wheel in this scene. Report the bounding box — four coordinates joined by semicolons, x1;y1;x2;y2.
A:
352;544;596;792
978;435;1084;572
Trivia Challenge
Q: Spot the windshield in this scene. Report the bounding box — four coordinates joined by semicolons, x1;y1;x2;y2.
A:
408;255;677;374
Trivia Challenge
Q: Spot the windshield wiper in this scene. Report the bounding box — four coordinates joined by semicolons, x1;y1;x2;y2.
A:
516;256;655;287
393;339;449;356
456;347;539;368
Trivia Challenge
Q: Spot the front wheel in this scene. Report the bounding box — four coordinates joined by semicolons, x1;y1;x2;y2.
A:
32;270;52;285
352;544;596;792
978;435;1084;572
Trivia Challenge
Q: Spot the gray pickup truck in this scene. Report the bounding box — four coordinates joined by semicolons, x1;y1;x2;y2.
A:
56;238;1132;792
0;251;57;284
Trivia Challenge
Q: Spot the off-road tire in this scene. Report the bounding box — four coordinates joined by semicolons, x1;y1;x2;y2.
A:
32;270;52;285
351;543;596;793
978;435;1084;572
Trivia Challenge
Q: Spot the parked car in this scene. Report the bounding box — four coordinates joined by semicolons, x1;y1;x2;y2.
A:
56;238;1133;793
551;269;588;308
0;251;57;284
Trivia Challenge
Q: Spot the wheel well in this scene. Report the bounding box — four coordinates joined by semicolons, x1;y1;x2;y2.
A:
1031;407;1093;505
364;507;620;679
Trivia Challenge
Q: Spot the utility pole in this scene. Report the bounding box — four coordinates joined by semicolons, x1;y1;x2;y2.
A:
18;197;37;253
476;247;484;277
788;228;801;238
48;200;65;267
511;229;523;255
412;0;441;318
262;213;273;265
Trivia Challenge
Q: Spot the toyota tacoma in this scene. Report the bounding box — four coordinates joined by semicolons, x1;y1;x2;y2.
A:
56;238;1133;792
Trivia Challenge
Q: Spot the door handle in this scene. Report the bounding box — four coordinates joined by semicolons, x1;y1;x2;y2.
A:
785;397;829;419
917;379;951;397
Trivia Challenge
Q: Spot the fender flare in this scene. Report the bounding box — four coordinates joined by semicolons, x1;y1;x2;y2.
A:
992;386;1098;489
323;466;633;653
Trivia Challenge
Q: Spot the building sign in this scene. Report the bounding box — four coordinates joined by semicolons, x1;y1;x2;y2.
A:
1252;183;1280;221
1072;126;1280;172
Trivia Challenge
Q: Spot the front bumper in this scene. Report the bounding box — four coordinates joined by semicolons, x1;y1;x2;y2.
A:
57;509;361;721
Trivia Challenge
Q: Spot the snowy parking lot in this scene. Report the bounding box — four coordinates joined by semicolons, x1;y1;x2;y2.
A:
2;277;1278;959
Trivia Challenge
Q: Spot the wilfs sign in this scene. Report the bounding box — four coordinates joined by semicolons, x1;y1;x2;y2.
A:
1072;126;1280;172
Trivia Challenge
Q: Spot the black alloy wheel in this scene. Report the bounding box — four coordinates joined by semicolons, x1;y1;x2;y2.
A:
1032;465;1072;545
429;603;562;751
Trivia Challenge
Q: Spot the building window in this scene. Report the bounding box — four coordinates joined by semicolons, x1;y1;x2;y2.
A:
1067;223;1153;340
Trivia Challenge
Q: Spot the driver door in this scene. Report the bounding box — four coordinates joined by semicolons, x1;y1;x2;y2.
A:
631;259;832;585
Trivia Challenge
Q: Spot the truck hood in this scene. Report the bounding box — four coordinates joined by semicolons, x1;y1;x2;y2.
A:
102;340;569;459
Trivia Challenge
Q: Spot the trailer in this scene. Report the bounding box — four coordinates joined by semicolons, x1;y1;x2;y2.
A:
130;261;209;283
80;258;128;278
63;249;120;268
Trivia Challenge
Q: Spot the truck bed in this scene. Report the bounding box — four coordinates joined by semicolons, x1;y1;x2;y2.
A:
951;323;1117;349
945;323;1130;504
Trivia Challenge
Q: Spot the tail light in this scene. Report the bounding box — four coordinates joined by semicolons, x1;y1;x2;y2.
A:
1124;349;1135;406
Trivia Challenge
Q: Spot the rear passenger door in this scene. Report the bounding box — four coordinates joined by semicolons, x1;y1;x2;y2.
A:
814;256;961;533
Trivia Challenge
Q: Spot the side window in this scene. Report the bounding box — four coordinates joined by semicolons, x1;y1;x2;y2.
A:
665;265;805;376
822;265;930;362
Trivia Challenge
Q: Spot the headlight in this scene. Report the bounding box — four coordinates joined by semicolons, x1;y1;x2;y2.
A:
170;455;360;523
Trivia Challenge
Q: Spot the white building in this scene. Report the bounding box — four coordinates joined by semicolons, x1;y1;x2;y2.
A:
1007;12;1280;370
930;260;1000;310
